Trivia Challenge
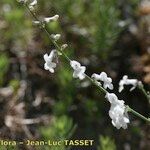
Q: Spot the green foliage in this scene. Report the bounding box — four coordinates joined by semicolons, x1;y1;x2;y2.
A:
92;0;121;59
131;126;141;137
53;66;76;115
0;54;9;86
0;0;33;52
47;21;60;32
51;0;86;20
4;9;24;23
0;145;17;150
43;0;121;60
84;99;100;119
9;79;20;92
130;0;140;6
98;135;116;150
39;115;76;150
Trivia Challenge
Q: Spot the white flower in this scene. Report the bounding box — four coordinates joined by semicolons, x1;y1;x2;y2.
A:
91;73;101;80
105;93;130;129
29;0;37;10
119;75;138;92
33;14;59;25
61;44;68;50
17;0;27;3
51;34;61;41
43;50;57;73
91;72;113;90
44;15;59;23
30;0;37;6
17;0;28;3
99;72;113;90
57;44;68;56
32;20;40;24
118;20;128;27
70;60;86;80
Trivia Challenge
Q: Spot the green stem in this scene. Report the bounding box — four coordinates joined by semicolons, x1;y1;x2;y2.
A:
138;83;150;104
127;106;150;123
25;4;150;123
25;4;71;62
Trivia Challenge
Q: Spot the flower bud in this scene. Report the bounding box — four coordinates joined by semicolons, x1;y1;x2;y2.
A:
44;15;59;23
51;34;61;41
61;44;68;50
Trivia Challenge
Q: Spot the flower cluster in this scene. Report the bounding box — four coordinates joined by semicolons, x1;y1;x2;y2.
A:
105;93;130;129
119;75;139;92
70;60;86;80
92;72;113;90
91;72;130;129
43;50;57;73
36;7;86;79
29;0;37;10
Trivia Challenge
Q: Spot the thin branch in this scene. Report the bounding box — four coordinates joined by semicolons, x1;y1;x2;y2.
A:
138;83;150;104
127;106;150;123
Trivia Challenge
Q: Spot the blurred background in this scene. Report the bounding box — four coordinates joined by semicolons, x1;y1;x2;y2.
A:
0;0;150;149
